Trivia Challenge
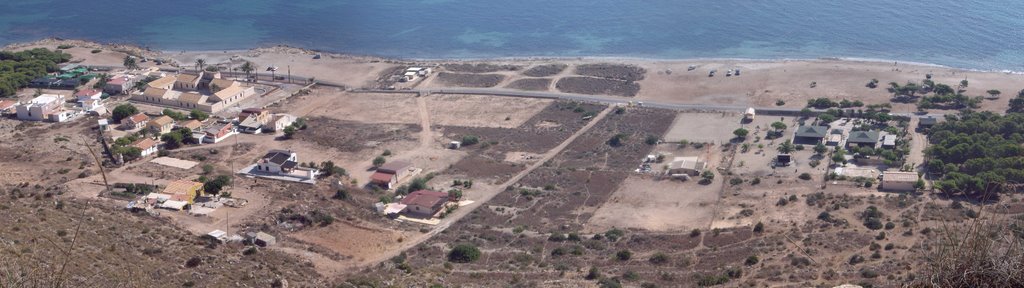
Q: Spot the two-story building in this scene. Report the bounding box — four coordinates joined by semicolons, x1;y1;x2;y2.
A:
121;113;150;130
16;94;71;122
147;115;175;135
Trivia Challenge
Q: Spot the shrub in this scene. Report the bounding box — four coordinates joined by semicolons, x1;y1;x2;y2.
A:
548;232;567;242
849;254;865;265
645;135;659;145
745;255;759;266
461;135;480;146
333;189;349;200
729;178;743;186
185;256;202;268
57;44;74;49
798;173;812;180
585;266;601;280
447;244;481;263
649;252;669;265
690;229;701;237
372;156;386;167
616;249;632;261
90;49;102;54
753;222;764;233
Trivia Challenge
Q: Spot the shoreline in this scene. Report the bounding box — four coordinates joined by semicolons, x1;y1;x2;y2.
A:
7;37;1023;74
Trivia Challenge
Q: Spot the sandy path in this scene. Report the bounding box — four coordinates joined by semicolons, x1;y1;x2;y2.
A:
416;96;433;149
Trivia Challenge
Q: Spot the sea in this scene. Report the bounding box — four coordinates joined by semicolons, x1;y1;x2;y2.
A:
1;0;1022;70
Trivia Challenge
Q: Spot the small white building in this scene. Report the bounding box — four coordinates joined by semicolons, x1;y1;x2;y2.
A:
254;149;318;181
881;171;919;192
266;114;296;132
16;94;66;122
667;156;707;176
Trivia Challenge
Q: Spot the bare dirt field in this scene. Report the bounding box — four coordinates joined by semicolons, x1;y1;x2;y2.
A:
522;64;568;77
443;63;522;73
504;78;552;91
555;76;641;97
588;175;721;232
575;63;647;81
287;89;420;124
435;72;505;88
425;94;552;128
664;112;748;143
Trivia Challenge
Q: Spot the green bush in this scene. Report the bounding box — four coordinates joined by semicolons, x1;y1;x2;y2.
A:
447;244;481;263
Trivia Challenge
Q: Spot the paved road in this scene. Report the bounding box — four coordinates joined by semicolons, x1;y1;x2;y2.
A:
353;87;950;120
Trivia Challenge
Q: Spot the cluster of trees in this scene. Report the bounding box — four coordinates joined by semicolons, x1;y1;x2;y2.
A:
160;127;198;149
0;48;72;96
918;93;982;110
111;133;144;161
814;107;894;124
927;111;1024;196
112;104;140;122
161;108;208;121
806;97;865;109
282;117;307;139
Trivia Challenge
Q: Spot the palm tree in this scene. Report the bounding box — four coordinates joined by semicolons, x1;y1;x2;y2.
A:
123;56;138;70
240;61;255;82
195;58;206;73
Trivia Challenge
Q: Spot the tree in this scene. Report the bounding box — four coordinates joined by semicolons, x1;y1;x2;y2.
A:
777;139;795;154
161;132;184;149
123;56;138;70
283;126;296;139
447;244;481;263
373;156;386;167
447;189;463;200
195;58;206;73
960;79;969;88
112;104;139;122
832;149;846;164
987;89;1002;98
813;143;827;155
190;109;208;121
241;61;256;81
753;222;764;233
203;175;232;195
818;113;837;124
733;128;749;139
770;121;787;132
93;73;111;89
1010;92;1024;114
615;250;632;261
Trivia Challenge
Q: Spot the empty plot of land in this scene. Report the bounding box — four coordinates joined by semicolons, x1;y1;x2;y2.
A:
574;63;646;81
295;117;421;152
504;78;552;91
298;92;420;124
444;63;522;73
426;94;552;128
150;157;199;169
435;72;505;88
555;77;640;97
522;64;568;77
664;112;744;143
589;176;719;232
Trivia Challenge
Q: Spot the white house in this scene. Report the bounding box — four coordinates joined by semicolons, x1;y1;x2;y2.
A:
254;149;318;181
17;94;67;122
132;138;159;157
266;114;296;132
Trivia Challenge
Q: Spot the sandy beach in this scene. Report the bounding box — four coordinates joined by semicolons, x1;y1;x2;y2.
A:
10;38;1024;114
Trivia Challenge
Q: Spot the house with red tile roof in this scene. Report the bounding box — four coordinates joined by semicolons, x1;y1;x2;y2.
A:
121;113;150;130
399;190;449;218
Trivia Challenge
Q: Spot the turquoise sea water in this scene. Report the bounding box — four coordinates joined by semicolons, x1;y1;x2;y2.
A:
1;0;1022;70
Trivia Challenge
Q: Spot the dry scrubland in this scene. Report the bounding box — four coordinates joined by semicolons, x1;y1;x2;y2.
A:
3;40;1024;287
